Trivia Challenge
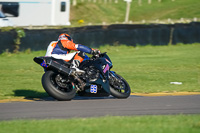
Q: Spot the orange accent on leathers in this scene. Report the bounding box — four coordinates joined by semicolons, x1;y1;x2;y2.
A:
60;40;77;51
51;42;57;47
64;59;70;62
74;53;84;63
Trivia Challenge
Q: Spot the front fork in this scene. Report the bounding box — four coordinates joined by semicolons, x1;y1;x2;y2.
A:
109;71;122;87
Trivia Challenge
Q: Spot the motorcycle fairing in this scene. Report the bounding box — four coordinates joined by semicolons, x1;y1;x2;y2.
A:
80;57;111;94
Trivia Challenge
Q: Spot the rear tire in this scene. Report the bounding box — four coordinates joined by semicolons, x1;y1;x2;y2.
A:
42;70;76;101
109;73;131;99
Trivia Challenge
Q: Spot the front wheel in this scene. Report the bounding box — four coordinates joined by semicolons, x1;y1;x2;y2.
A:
109;72;131;99
42;70;76;101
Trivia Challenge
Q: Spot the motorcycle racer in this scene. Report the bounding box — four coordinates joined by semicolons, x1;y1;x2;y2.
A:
45;33;100;74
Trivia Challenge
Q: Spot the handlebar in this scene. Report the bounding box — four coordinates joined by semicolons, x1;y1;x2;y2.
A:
91;52;107;60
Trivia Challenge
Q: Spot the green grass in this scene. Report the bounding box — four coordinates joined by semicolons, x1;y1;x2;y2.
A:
130;0;200;21
0;44;200;100
102;44;200;93
0;115;200;133
70;0;200;25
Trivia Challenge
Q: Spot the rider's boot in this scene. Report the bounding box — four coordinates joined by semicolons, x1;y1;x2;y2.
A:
71;60;85;74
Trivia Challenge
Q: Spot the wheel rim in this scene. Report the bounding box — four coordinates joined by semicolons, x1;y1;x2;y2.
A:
109;73;130;94
50;73;74;93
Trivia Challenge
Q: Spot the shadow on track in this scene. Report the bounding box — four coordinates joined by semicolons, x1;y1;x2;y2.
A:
13;89;115;101
13;90;48;99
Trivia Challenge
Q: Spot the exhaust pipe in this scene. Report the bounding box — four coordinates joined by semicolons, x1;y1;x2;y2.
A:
46;59;72;75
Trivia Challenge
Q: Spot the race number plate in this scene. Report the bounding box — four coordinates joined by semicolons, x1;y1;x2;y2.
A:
90;85;97;93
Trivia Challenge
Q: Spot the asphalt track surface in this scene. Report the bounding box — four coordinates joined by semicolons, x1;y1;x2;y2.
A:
0;95;200;120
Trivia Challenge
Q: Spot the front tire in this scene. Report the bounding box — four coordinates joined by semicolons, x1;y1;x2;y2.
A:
42;70;76;101
109;73;131;99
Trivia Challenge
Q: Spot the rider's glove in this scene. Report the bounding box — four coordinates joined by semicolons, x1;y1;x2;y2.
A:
91;49;101;57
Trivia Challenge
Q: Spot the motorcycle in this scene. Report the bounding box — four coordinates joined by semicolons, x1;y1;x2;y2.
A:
33;52;131;101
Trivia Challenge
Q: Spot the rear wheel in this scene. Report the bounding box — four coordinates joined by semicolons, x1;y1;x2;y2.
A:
42;70;76;101
109;72;131;99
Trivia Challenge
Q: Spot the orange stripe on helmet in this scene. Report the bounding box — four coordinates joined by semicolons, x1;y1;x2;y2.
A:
58;33;73;42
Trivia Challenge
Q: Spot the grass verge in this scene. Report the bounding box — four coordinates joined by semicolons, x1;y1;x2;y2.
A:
70;0;200;25
0;44;199;100
0;115;200;133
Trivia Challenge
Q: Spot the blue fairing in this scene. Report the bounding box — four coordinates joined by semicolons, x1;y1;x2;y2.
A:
83;54;90;61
